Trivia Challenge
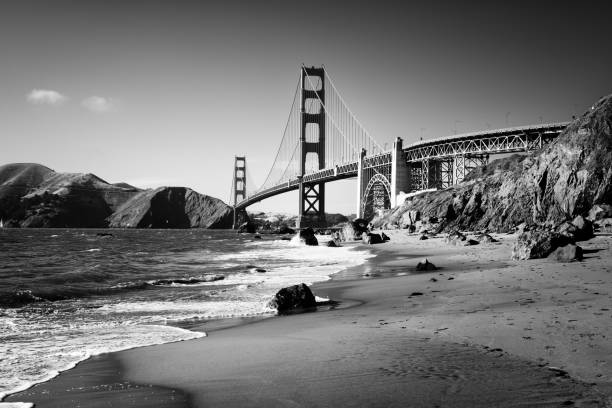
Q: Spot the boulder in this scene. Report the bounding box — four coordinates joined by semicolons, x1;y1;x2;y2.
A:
416;258;437;271
419;234;428;240
362;232;384;245
550;244;583;262
511;229;574;260
571;215;594;240
298;228;318;246
275;225;295;234
352;218;369;235
268;283;317;313
557;221;578;240
445;230;466;245
326;239;340;247
238;221;257;233
381;232;390;241
477;233;498;243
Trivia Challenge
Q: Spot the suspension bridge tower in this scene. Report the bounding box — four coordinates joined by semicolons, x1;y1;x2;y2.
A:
232;156;246;228
297;66;326;229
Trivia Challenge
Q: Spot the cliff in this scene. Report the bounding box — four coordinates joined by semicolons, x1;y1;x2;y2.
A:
373;93;612;232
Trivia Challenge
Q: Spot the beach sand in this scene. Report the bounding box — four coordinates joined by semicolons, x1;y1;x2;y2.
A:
7;231;612;407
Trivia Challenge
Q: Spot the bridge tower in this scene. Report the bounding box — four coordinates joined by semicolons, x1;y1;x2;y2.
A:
232;156;246;228
297;66;326;229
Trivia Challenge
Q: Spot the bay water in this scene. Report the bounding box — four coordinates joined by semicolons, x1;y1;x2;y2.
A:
0;228;373;405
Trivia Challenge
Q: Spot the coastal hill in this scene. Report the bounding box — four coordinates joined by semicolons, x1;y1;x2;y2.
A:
373;93;612;232
0;163;233;228
108;187;233;228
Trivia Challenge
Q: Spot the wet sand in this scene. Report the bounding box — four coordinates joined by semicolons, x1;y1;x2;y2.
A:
7;231;612;407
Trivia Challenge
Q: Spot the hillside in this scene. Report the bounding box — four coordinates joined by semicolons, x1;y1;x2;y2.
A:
373;93;612;232
0;164;233;229
107;187;233;228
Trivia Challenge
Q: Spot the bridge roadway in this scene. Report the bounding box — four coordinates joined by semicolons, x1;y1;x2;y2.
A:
234;122;569;211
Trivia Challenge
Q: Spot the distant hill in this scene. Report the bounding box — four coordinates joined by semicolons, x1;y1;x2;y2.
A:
0;164;233;229
108;187;233;228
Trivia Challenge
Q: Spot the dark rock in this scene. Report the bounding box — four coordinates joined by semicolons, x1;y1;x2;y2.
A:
476;233;498;243
571;215;594;240
268;283;317;313
352;218;369;235
419;234;428;240
512;229;574;260
253;234;262;239
326;240;340;247
445;230;466;245
430;277;438;282
362;232;384;245
298;228;318;246
275;225;295;234
238;221;257;233
254;268;266;273
550;244;583;262
409;292;423;297
381;232;390;241
463;239;480;246
557;221;578;240
416;258;437;271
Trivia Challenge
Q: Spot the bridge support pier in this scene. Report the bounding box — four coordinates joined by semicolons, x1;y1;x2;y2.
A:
355;148;366;218
390;137;410;207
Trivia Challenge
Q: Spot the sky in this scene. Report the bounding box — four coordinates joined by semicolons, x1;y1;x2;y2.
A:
1;0;611;214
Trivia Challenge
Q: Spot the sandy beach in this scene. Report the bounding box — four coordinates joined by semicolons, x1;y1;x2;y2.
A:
7;230;612;407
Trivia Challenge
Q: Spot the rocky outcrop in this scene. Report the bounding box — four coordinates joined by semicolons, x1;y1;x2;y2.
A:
268;283;317;313
550;244;583;262
296;228;318;246
362;232;384;245
373;94;612;233
511;229;574;260
108;187;233;228
238;221;257;233
416;258;437;271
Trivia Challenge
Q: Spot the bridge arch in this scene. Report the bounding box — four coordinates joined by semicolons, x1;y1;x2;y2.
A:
361;173;391;220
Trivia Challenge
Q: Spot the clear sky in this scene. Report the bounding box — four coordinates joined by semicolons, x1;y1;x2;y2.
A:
1;0;611;214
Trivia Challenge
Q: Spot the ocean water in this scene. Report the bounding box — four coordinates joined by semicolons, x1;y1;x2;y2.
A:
0;229;373;405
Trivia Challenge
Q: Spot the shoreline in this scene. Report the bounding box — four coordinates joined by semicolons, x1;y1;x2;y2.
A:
6;230;612;406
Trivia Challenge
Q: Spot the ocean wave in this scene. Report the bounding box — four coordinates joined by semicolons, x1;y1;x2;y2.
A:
0;323;204;404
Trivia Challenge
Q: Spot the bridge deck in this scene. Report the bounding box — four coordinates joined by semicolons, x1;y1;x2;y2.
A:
235;122;569;209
